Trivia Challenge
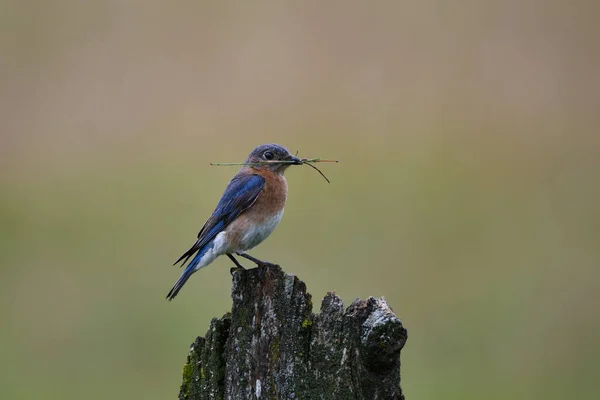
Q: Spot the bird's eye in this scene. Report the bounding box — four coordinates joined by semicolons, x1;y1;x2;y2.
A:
263;151;274;160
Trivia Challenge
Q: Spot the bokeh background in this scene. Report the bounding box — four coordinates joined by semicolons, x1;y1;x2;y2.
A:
2;1;599;399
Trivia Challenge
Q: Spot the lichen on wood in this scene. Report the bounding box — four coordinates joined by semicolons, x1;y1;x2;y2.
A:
178;265;407;400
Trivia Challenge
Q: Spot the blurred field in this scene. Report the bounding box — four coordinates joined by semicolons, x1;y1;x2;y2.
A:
1;1;599;399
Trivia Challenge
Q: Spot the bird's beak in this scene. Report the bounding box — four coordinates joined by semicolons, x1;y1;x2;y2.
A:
288;155;303;165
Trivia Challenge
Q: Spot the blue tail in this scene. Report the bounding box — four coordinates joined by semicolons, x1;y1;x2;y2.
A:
166;242;213;301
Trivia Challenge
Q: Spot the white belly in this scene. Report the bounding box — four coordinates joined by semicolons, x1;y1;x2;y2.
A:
239;209;284;251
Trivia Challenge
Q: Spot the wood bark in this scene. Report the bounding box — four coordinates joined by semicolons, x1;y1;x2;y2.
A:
178;265;407;399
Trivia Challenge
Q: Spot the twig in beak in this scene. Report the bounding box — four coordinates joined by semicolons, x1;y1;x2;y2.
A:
302;161;331;183
210;157;337;183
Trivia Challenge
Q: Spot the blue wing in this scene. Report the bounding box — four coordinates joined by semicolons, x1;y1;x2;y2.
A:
173;173;265;268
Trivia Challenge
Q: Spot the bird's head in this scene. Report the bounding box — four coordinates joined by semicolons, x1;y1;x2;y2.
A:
245;144;302;174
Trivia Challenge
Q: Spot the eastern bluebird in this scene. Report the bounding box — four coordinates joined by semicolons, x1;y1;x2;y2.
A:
166;144;302;300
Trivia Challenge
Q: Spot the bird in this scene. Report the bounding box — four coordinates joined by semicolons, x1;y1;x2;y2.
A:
166;143;302;300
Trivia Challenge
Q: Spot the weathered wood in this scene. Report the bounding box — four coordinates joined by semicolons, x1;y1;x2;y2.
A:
178;265;407;400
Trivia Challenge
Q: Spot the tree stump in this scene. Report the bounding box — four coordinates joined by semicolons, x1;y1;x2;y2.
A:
178;265;407;400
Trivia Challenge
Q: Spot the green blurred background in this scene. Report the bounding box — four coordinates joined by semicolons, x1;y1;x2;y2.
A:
1;1;599;399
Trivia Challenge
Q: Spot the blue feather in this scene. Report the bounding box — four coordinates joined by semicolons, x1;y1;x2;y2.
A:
166;241;215;300
167;173;265;300
172;173;265;268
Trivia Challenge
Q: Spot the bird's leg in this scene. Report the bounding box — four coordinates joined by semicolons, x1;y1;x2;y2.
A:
227;254;246;275
236;252;278;268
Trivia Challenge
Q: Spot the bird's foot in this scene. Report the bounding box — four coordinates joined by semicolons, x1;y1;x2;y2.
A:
227;253;247;276
260;262;278;268
236;252;278;268
229;266;246;276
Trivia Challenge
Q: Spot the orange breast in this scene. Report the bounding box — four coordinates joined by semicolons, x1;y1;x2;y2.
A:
251;168;288;219
223;169;288;252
